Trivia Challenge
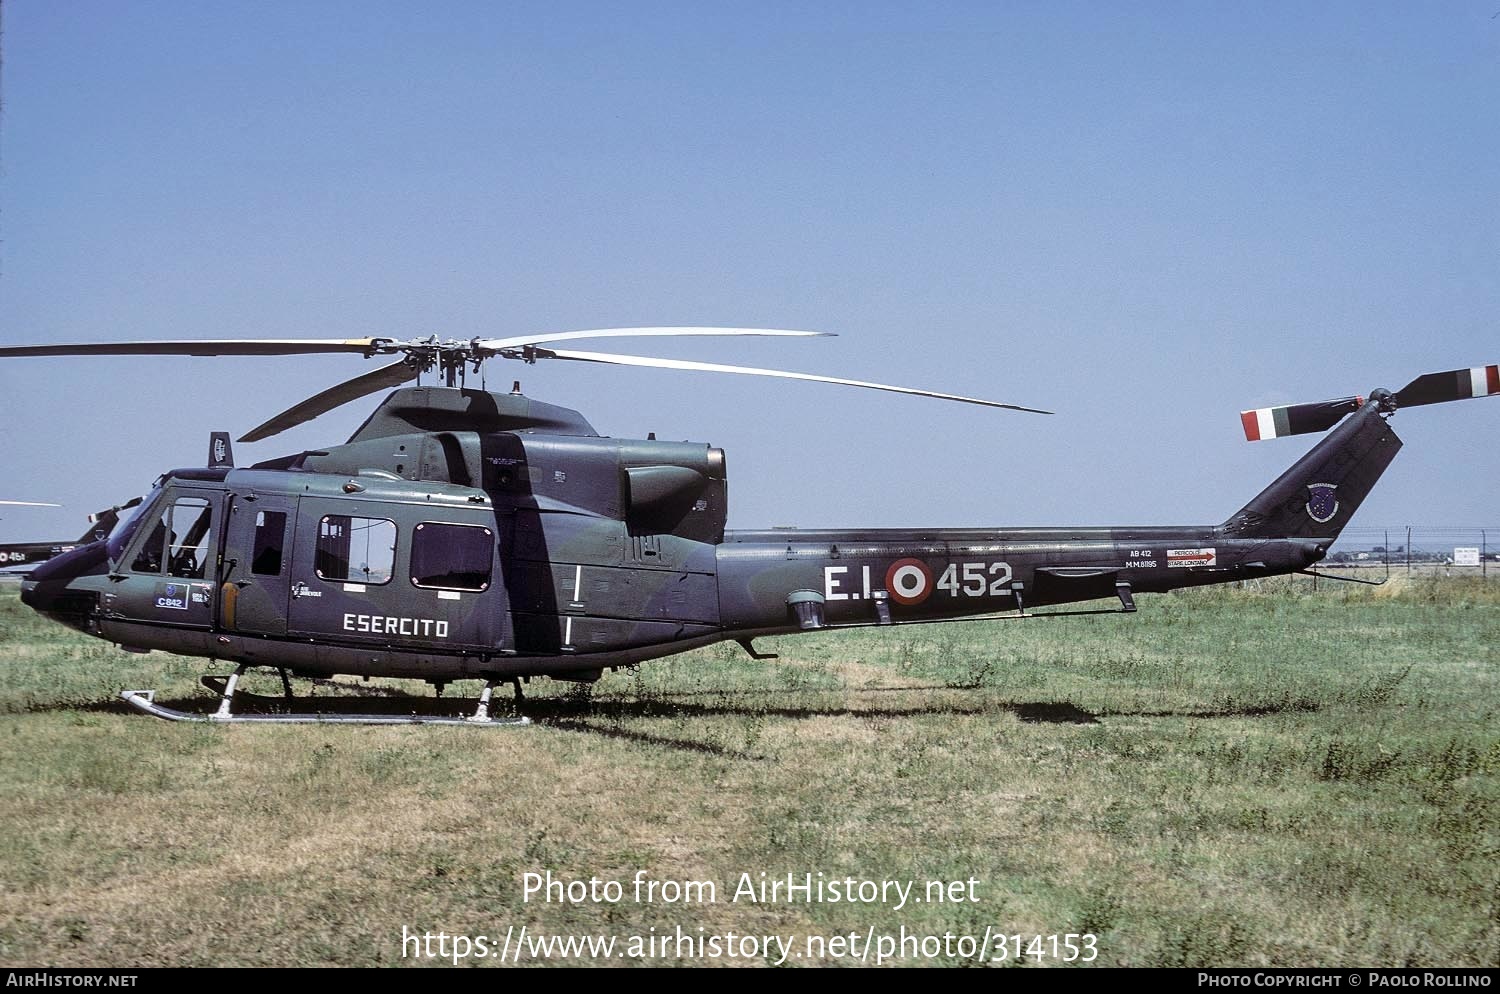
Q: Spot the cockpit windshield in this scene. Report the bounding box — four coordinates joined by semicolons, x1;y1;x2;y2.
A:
106;486;161;563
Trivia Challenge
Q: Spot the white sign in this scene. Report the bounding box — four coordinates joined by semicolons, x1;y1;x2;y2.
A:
1454;548;1481;567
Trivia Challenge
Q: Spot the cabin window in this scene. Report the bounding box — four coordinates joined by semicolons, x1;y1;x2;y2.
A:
130;495;214;579
315;515;396;585
251;511;288;576
410;522;493;591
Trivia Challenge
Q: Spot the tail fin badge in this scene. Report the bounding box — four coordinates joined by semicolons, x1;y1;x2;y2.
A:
1306;483;1339;524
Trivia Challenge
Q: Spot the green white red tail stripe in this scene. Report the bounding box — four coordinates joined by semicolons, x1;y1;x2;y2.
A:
1241;407;1287;442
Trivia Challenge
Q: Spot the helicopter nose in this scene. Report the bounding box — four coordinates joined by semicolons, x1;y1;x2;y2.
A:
20;541;109;631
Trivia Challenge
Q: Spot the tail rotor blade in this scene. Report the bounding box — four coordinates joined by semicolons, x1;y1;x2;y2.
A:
1241;362;1499;441
1394;364;1499;408
88;496;142;524
1240;397;1363;442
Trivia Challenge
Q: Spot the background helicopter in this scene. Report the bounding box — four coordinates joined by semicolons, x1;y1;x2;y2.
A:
0;499;141;575
4;330;1495;724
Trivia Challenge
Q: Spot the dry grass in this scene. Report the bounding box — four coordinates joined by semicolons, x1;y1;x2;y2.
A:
0;576;1495;967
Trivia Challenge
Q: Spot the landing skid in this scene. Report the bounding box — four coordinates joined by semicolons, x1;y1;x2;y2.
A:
119;667;530;726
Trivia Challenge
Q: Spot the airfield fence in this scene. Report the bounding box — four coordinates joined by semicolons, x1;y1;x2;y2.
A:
1323;526;1499;577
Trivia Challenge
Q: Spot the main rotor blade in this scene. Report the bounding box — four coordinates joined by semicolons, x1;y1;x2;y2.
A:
0;500;61;507
0;338;385;358
478;327;831;351
1395;364;1499;408
537;348;1053;414
238;359;420;443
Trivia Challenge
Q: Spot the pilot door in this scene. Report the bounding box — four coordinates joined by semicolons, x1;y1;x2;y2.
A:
285;497;504;653
218;493;296;636
109;487;223;635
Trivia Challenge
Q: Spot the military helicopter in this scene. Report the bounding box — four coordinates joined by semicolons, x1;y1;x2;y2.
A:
4;329;1495;724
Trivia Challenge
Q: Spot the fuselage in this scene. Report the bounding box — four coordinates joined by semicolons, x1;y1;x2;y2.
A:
21;466;1323;685
20;386;1399;688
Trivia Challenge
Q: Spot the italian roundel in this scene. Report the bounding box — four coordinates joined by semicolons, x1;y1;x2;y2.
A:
885;558;933;605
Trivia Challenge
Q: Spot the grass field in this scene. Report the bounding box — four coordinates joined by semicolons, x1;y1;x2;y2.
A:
0;576;1495;968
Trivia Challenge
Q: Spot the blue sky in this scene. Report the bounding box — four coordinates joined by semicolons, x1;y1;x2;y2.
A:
1;2;1496;543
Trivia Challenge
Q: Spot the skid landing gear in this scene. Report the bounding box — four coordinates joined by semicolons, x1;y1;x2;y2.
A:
119;665;530;726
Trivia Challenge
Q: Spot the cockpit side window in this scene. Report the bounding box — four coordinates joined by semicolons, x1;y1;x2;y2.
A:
130;495;215;579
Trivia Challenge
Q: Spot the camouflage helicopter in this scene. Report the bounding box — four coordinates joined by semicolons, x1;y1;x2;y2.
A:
4;330;1495;724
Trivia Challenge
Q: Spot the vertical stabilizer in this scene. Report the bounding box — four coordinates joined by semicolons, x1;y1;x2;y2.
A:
1222;401;1401;539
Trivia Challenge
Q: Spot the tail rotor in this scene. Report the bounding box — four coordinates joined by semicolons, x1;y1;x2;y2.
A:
1240;363;1497;442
